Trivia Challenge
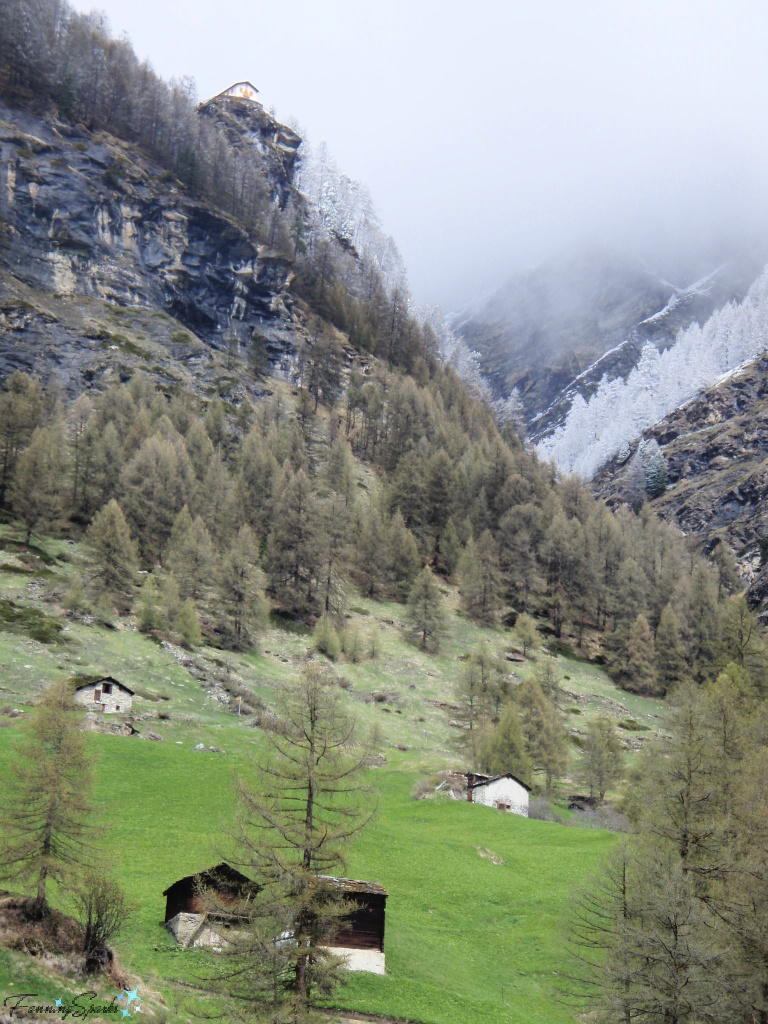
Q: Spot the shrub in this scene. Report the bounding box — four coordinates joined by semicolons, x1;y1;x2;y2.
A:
313;614;341;660
528;798;565;824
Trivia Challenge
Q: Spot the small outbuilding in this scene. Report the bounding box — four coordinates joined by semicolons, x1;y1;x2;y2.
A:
163;863;258;949
162;865;388;972
73;676;134;714
320;876;388;975
467;772;530;816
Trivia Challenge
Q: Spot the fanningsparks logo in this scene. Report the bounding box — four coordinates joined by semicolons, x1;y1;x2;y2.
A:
3;986;142;1018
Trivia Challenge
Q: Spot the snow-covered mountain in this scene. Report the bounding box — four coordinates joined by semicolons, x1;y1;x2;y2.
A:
454;247;767;474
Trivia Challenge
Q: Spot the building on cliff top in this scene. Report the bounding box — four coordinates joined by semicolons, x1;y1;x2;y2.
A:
211;81;260;103
163;864;388;973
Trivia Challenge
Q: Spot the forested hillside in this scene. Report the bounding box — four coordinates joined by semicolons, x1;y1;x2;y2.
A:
2;4;768;1024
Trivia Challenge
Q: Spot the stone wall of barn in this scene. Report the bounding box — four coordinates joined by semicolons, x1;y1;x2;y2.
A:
74;686;132;714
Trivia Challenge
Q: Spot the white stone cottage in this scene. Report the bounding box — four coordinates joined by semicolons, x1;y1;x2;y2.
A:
73;676;134;714
467;772;530;816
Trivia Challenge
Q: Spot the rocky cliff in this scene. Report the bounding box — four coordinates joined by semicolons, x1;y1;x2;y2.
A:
593;352;768;614
0;97;306;397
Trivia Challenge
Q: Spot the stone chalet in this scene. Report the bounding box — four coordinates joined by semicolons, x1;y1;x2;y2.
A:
466;771;530;816
162;864;388;973
73;676;134;714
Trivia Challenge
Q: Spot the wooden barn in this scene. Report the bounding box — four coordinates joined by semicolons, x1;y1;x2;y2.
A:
320;876;388;975
162;865;388;972
73;676;134;714
163;863;259;949
467;771;530;816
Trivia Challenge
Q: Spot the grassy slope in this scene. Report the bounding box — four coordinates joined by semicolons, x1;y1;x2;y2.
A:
0;524;664;1023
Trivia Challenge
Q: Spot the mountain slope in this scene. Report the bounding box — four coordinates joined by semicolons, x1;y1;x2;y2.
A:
455;247;765;445
593;349;768;612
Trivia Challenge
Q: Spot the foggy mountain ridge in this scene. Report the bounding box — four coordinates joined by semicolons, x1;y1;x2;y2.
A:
454;246;768;469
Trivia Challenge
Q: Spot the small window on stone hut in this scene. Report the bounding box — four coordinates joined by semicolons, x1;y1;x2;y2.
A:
102;683;113;695
94;689;101;701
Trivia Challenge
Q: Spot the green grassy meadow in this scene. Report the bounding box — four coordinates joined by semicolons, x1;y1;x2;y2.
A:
0;524;663;1022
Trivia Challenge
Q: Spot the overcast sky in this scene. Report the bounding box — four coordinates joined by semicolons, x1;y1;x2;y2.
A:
73;0;768;308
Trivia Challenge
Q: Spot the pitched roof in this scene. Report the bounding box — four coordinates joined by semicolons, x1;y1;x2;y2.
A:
73;675;135;696
210;81;260;101
318;876;388;897
468;772;532;793
162;862;255;896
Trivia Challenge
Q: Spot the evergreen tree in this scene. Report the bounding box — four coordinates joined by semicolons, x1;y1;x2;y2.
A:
218;663;373;1020
87;499;138;608
0;680;96;916
516;677;567;795
514;612;539;657
12;424;68;544
387;510;421;601
218;526;267;649
625;614;657;694
655;602;685;695
265;467;322;616
579;716;624;804
406;567;447;652
479;702;532;784
460;530;502;625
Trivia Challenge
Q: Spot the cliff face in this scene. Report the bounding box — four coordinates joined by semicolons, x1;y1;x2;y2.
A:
593;352;768;614
0;98;305;396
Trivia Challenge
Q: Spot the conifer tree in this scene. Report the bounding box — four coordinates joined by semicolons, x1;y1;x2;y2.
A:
460;529;502;624
406;566;447;652
12;424;68;544
87;499;138;608
166;506;214;602
176;598;202;648
625;613;657;694
516;677;567;795
514;612;540;657
219;663;373;1020
456;643;509;761
655;602;685;695
480;702;532;784
218;525;267;649
265;466;322;616
579;716;624;804
0;680;96;917
387;510;421;601
440;517;463;578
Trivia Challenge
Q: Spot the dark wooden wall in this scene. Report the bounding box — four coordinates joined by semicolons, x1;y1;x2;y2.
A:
329;894;386;951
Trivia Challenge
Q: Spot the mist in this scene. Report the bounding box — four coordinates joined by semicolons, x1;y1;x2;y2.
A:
71;0;768;309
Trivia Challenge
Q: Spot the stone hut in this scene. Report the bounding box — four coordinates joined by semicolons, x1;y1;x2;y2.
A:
466;772;530;816
73;676;134;714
